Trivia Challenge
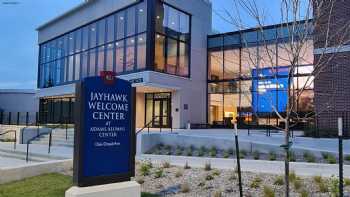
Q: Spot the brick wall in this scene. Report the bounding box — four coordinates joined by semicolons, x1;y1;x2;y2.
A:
314;0;350;136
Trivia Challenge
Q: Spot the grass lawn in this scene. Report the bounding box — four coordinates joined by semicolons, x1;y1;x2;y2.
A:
0;173;158;197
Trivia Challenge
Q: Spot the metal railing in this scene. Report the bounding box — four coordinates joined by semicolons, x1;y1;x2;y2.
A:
24;124;61;162
0;130;16;150
136;116;173;135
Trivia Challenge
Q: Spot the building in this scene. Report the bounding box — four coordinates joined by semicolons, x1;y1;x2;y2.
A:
0;89;39;125
36;0;349;134
36;0;211;128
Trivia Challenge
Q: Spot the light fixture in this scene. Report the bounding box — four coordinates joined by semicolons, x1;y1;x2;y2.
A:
115;42;119;46
156;16;160;19
108;44;112;47
171;22;175;25
120;16;124;20
131;39;135;43
139;9;143;12
156;34;160;38
139;37;143;41
91;28;95;31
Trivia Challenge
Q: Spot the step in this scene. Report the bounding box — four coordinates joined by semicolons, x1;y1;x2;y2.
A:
39;135;74;142
0;150;48;162
31;141;74;148
0;147;68;161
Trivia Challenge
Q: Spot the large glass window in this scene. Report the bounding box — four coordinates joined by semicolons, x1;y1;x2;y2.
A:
97;19;106;46
125;37;135;71
224;49;240;79
115;40;124;73
208;51;223;80
127;7;136;36
106;15;115;43
106;43;114;72
137;33;146;70
154;1;190;77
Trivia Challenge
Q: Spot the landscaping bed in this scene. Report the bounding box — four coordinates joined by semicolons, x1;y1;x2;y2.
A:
145;144;350;165
1;162;349;197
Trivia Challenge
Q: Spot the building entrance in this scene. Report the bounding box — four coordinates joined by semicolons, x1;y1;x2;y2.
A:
145;93;171;128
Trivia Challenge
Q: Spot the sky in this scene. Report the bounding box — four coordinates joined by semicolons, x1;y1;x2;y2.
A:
0;0;283;89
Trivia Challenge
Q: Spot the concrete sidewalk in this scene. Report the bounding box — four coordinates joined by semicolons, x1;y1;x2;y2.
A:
137;154;350;178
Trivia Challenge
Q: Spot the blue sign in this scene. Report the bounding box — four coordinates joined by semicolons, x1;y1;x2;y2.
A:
252;67;289;113
74;74;135;187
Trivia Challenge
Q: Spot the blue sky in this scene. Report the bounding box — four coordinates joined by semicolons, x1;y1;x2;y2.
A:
0;0;281;89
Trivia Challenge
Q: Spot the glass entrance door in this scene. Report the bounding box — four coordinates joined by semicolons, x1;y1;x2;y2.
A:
145;93;171;128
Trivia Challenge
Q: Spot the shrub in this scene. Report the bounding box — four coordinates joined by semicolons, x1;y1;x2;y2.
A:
223;150;230;158
330;175;339;196
180;182;190;193
175;148;183;156
240;150;247;159
299;190;308;197
229;171;237;181
345;178;350;186
313;175;322;184
209;147;217;157
204;162;212;171
140;161;152;176
164;145;171;150
303;152;316;163
289;171;297;182
205;174;214;181
263;185;275;197
250;177;262;189
212;169;220;176
345;155;350;161
253;150;260;160
186;148;193;156
175;170;183;178
197;149;205;157
154;168;164;178
293;178;302;190
273;176;284;186
228;148;234;155
161;161;171;168
200;146;207;152
318;181;329;193
288;151;296;162
184;161;191;169
212;190;222;197
326;155;337;164
268;151;277;161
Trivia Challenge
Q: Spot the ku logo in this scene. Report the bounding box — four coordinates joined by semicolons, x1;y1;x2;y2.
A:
100;71;116;85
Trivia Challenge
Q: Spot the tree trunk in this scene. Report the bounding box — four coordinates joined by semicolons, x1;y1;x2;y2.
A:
285;120;290;197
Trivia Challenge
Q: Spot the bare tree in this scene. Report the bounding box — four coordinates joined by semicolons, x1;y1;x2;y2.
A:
212;0;350;196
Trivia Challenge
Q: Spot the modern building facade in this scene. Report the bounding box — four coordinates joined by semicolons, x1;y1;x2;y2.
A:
36;0;348;134
36;0;211;128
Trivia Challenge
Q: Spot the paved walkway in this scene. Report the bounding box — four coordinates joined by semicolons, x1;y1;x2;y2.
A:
138;154;350;178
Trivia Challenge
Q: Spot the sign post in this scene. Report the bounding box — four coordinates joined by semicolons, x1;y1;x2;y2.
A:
338;117;343;197
66;72;139;197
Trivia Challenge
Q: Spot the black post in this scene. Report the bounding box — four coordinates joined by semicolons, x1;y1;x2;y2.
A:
26;112;29;126
16;112;20;125
234;124;243;197
338;117;343;197
14;131;16;150
66;118;68;140
8;112;11;125
0;111;3;124
26;142;29;162
48;132;52;154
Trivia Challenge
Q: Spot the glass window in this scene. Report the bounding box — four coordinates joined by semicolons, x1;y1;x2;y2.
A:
82;26;89;51
223;81;239;93
97;19;106;45
208;36;223;49
115;40;124;73
68;32;75;55
81;51;88;79
49;41;56;61
155;34;165;72
208;82;223;94
57;37;64;59
179;12;190;42
278;42;293;66
298;90;314;112
89;23;97;48
74;53;81;80
178;42;189;77
297;65;313;75
258;28;277;41
155;2;165;33
297;76;314;89
299;40;314;65
88;48;96;76
106;43;114;72
57;59;64;84
116;11;125;40
97;45;105;74
242;31;257;44
68;55;74;81
224;34;240;46
137;2;147;33
137;33;146;70
224;94;239;123
106;15;115;43
209;94;223;124
241;47;257;78
224;49;240;79
259;44;277;69
208;50;223;80
75;29;82;53
166;38;177;74
126;37;135;71
63;57;69;82
127;7;136;36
